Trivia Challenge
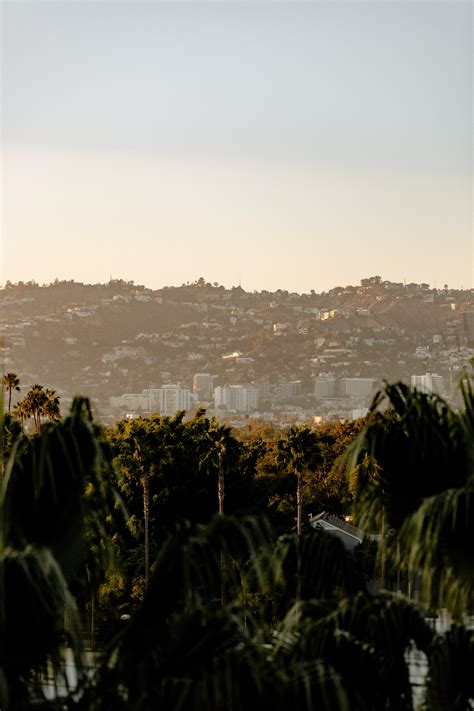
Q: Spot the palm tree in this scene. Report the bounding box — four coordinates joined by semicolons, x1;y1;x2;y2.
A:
349;380;474;615
112;417;154;590
274;588;434;711
110;413;181;590
188;415;241;607
79;511;471;711
208;422;240;516
13;384;61;432
2;383;473;710
0;397;119;709
276;425;322;536
191;412;240;517
2;373;20;414
78;516;358;711
1;414;22;472
42;388;61;423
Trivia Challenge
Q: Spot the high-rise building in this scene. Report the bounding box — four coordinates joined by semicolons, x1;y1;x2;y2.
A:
192;373;214;401
214;385;259;412
109;392;151;411
254;381;273;402
463;311;474;346
342;378;376;398
314;378;338;398
109;386;190;415
158;384;191;415
276;380;302;400
314;378;376;399
411;373;444;395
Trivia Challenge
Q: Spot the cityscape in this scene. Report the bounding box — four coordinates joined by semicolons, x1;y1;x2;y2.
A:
2;275;473;426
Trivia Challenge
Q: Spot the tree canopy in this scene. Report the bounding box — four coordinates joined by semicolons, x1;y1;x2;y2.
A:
1;379;473;709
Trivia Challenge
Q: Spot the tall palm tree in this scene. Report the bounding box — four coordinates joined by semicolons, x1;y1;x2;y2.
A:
42;388;61;423
13;384;60;433
201;420;240;516
189;411;239;516
276;425;322;536
112;417;155;590
2;373;20;414
110;413;180;590
189;416;240;607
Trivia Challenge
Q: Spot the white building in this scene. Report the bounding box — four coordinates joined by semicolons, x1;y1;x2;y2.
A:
109;384;190;416
411;373;444;395
158;384;191;415
214;385;259;412
109;392;151;411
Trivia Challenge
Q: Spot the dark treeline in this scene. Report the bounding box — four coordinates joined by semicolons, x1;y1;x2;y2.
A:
1;376;473;710
97;410;367;619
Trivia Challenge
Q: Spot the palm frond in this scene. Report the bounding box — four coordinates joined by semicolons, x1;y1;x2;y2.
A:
273;527;358;605
424;623;474;711
396;484;474;618
1;397;121;582
275;592;433;710
0;545;82;710
349;382;470;532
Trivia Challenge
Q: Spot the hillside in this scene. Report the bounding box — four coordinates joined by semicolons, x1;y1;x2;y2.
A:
1;276;473;423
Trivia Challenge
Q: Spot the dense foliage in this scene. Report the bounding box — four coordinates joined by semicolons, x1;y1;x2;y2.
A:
1;376;473;709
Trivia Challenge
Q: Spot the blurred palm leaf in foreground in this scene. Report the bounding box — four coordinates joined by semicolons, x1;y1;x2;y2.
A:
349;380;474;618
0;398;119;709
79;518;357;711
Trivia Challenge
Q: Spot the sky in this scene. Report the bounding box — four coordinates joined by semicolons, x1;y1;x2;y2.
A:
1;0;472;293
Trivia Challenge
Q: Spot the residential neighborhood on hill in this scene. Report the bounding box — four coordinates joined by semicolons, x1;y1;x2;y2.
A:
1;276;473;425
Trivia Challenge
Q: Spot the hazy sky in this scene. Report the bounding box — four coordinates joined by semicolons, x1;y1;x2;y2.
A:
2;1;472;292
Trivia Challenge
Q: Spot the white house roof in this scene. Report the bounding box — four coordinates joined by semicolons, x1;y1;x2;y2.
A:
309;511;364;543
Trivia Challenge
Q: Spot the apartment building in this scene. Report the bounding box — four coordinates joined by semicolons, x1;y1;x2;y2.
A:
410;373;444;395
214;384;259;412
192;373;214;401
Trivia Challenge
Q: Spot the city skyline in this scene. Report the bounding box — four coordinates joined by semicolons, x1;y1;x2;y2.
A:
2;1;472;292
